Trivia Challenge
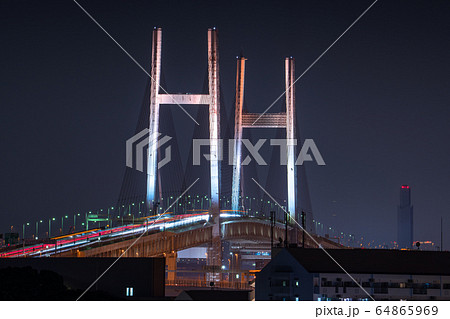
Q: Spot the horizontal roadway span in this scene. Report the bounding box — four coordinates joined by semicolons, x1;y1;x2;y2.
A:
1;213;343;258
1;213;279;258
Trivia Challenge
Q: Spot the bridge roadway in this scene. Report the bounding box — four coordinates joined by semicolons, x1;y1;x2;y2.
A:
1;213;344;258
54;218;343;258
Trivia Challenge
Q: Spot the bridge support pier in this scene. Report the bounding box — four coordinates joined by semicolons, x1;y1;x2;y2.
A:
207;208;222;282
166;251;177;281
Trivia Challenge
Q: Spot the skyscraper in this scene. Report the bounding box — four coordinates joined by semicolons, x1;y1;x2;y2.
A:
397;185;414;249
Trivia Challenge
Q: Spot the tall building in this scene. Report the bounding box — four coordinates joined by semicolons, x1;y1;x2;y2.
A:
397;185;414;249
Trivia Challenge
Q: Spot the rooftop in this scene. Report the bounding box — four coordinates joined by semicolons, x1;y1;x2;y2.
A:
281;248;450;275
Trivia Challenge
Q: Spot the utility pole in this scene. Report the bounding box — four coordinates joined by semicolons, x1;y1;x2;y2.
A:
22;223;25;257
284;213;289;248
302;211;306;248
270;211;275;249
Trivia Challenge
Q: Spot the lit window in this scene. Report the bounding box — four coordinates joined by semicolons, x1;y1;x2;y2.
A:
295;281;299;287
126;287;134;297
295;297;299;301
282;281;286;287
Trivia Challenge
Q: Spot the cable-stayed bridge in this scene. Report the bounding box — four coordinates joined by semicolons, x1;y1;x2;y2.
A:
1;28;345;288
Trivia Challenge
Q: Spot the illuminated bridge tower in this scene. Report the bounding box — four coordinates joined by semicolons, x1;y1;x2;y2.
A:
147;28;222;277
147;28;221;212
231;57;298;222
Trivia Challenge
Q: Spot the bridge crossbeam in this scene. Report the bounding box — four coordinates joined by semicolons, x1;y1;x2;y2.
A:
241;112;287;128
158;94;212;106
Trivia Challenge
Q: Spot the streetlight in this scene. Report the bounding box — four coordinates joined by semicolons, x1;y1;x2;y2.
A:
108;206;114;228
49;218;55;238
61;215;68;235
35;220;43;240
74;213;81;231
22;222;30;241
22;222;30;256
107;207;111;228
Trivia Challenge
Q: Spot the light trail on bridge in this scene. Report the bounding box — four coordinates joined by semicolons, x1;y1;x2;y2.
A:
0;211;248;258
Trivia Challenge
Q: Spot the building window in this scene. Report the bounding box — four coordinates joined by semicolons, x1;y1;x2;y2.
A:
282;281;287;287
295;281;299;287
295;297;299;301
126;287;134;297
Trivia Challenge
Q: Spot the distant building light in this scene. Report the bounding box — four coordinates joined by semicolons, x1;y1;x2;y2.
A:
126;287;134;297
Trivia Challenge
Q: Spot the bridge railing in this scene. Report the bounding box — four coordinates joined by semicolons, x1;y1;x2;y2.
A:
166;279;251;290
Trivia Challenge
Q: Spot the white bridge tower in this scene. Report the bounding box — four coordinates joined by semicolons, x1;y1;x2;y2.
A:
231;57;298;222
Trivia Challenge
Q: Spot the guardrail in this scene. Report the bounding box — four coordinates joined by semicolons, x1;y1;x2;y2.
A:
166;279;251;290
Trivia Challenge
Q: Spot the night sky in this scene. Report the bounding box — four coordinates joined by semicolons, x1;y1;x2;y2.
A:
1;0;449;248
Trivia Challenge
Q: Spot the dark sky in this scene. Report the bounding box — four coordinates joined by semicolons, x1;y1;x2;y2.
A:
1;0;449;248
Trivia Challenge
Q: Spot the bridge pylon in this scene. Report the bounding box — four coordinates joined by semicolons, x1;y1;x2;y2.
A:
231;56;298;226
147;27;221;212
147;27;222;277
